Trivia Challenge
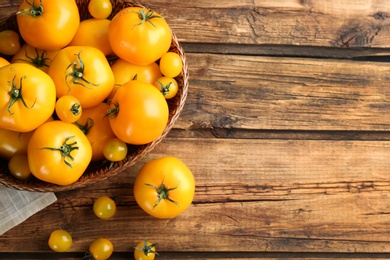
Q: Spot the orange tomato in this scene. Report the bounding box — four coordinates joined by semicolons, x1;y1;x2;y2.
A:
48;46;114;108
0;30;21;56
68;18;113;56
108;7;172;65
16;0;80;51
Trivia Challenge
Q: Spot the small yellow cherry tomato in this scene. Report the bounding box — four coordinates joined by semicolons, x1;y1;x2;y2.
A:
103;138;128;162
55;95;82;123
88;0;113;19
159;52;183;78
93;195;117;219
134;239;158;260
153;76;179;99
48;229;73;253
0;30;21;56
88;238;114;260
8;154;31;180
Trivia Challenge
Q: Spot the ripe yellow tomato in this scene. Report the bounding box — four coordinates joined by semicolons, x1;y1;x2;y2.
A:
153;77;179;99
134;240;158;260
88;0;112;19
28;120;92;186
134;156;195;219
8;154;31;180
107;81;169;145
48;46;114;108
0;30;20;56
55;95;82;123
48;229;73;252
88;238;114;260
16;0;80;51
159;52;183;78
68;18;113;56
0;63;56;132
11;44;58;73
108;7;172;65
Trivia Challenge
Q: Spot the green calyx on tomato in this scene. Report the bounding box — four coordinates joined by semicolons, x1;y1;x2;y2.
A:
65;51;98;91
7;74;34;115
132;8;163;28
156;80;173;96
15;48;52;69
40;135;79;168
70;103;81;116
134;239;159;257
16;0;44;17
145;180;179;209
74;117;94;135
105;101;119;119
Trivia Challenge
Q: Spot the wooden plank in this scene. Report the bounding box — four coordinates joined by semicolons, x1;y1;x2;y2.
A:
2;138;390;253
176;53;390;131
2;0;390;48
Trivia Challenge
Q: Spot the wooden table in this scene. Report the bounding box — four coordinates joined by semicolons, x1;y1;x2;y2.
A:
2;0;390;259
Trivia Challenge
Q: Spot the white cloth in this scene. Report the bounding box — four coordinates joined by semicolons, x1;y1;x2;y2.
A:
0;186;57;235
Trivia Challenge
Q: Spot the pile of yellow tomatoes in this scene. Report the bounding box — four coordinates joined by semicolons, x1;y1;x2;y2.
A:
0;0;184;186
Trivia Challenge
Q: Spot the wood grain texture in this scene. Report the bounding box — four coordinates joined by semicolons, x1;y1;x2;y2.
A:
2;0;390;48
177;54;390;131
2;138;390;254
1;0;390;258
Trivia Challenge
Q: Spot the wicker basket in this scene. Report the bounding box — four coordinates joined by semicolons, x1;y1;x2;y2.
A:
0;0;189;192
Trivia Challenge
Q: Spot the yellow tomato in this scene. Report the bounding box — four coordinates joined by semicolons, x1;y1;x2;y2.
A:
11;44;58;73
48;46;114;108
0;30;21;56
68;18;113;56
0;63;56;132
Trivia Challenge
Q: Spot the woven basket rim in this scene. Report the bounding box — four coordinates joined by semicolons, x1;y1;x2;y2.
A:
0;0;189;192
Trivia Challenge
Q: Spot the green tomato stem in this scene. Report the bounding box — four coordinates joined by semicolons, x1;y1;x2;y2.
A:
40;136;79;168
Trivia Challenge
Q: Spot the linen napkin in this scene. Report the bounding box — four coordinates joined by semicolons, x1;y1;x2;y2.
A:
0;185;57;235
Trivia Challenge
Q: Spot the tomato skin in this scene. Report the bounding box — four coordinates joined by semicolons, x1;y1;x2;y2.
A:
88;0;112;19
108;59;162;100
108;81;169;145
89;238;114;260
134;156;195;219
55;95;82;123
108;7;172;65
103;138;128;162
16;0;80;51
75;102;116;162
93;195;116;219
8;154;31;180
11;44;58;73
0;57;10;68
27;120;92;186
134;240;158;260
153;76;179;99
48;46;114;108
0;30;20;56
0;63;56;132
68;18;113;56
159;52;183;78
0;128;33;160
48;229;73;252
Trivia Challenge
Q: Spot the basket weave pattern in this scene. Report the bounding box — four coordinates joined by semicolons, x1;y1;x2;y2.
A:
0;0;189;192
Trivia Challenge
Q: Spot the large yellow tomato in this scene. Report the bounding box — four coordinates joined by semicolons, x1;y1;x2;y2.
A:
108;7;172;65
48;46;114;108
68;18;112;56
11;44;59;73
27;120;92;186
16;0;80;51
0;63;56;132
107;81;169;145
134;156;195;219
